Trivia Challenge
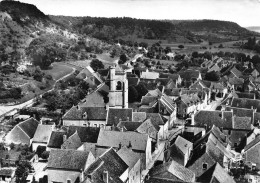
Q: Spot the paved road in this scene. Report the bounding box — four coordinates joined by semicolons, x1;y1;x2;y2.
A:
0;67;76;117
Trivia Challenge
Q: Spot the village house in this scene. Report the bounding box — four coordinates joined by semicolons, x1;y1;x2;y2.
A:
145;160;196;183
175;93;202;118
47;149;95;183
243;136;260;170
231;98;260;112
117;146;142;183
62;106;107;127
178;69;202;87
76;66;104;88
0;168;16;183
83;148;129;183
32;124;54;152
197;163;236;183
96;129;152;170
5;117;39;145
166;135;193;166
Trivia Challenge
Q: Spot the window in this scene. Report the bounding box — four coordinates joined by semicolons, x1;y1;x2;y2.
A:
202;163;208;170
67;179;71;183
116;81;122;90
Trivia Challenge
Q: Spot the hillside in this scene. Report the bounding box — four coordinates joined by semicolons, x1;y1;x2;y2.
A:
51;16;257;44
246;26;260;33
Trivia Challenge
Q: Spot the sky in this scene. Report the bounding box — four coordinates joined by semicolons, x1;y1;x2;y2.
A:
9;0;260;27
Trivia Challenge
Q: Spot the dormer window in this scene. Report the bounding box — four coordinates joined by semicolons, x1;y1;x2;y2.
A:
202;163;208;170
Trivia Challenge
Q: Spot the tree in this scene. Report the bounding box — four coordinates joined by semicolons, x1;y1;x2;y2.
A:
41;151;50;159
192;51;199;58
119;54;128;64
90;59;104;71
135;82;148;101
204;71;220;81
15;161;32;183
178;45;184;49
128;85;138;103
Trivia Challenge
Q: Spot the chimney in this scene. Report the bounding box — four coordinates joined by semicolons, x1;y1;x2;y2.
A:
102;171;108;183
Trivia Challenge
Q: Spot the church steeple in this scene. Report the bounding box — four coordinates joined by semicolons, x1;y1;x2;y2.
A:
108;65;128;108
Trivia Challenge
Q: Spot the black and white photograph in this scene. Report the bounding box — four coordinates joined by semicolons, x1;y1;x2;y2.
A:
0;0;260;182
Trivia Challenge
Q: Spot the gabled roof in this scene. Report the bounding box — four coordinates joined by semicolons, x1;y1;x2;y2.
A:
231;98;260;112
47;131;66;148
106;108;133;126
233;116;252;130
18;118;39;138
5;117;39;144
146;113;165;126
160;94;175;113
47;149;90;171
141;96;158;106
80;92;105;107
117;146;140;169
173;136;193;155
97;130;149;151
61;131;82;150
117;121;142;131
164;89;180;96
65;126;100;143
147;88;163;97
77;142;96;157
132;112;146;122
230;66;243;78
226;106;254;124
84;148;128;183
198;163;236;183
63;106;107;120
244;135;260;152
32;125;53;143
194;110;233;129
149;160;195;183
228;77;244;85
136;119;159;140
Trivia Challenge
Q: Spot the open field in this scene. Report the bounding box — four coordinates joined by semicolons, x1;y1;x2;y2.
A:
43;62;74;80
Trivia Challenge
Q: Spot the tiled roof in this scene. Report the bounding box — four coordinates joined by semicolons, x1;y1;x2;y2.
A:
84;148;128;183
136;119;159;140
236;92;255;99
231;98;260;112
244;135;260;152
164;88;181;96
174;136;193;155
117;146;140;169
194;110;233;129
47;149;90;170
198;163;236;183
146;113;165;126
226;106;254;124
132;112;146;122
65;126;100;143
47;131;66;148
138;107;156;113
160;94;175;114
97;130;149;151
233;116;252;130
141;71;159;80
228;77;244;85
18;118;39;138
61;131;82;150
141;96;158;106
77;142;96;157
117;121;142;131
63;106;107;120
149;160;195;182
32;125;53;143
106;108;133;126
80;92;105;107
0;168;15;177
230;66;243;78
155;78;171;86
147;89;163;97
